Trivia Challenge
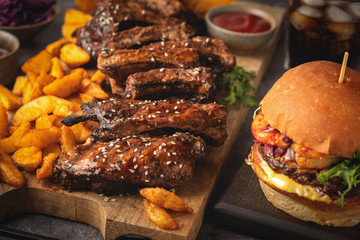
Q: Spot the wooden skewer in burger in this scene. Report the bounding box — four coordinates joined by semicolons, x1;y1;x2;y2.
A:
247;58;360;227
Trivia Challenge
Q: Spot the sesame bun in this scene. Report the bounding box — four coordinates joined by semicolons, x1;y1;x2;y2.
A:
260;61;360;158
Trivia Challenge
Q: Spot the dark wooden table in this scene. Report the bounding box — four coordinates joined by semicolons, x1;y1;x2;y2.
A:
1;0;359;239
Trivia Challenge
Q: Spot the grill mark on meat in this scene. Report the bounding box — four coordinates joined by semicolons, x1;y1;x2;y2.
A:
61;99;228;147
140;36;236;73
97;48;200;81
52;132;205;194
122;67;216;102
75;0;189;58
105;23;195;51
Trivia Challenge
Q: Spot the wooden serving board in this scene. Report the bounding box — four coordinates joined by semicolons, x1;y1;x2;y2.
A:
0;2;285;240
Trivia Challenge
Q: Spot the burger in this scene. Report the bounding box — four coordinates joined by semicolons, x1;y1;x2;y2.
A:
247;60;360;227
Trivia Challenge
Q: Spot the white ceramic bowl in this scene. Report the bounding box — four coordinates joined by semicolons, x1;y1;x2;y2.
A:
205;4;277;54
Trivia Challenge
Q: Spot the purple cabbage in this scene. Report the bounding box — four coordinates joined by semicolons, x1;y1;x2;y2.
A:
0;0;55;26
262;125;275;133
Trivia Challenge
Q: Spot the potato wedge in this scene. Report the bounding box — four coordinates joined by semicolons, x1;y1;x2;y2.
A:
53;104;74;117
71;68;90;79
61;24;82;43
91;70;107;85
60;43;90;68
0;84;22;110
37;71;55;87
8;126;17;135
64;9;92;25
12;146;42;172
60;126;77;153
143;200;178;230
0;152;25;187
43;69;83;98
82;82;109;99
15;127;61;149
27;71;38;84
22;81;44;104
0;102;8;139
35;114;56;129
140;187;193;213
75;0;97;13
0;121;31;154
42;143;62;157
12;96;59;126
12;76;29;96
70;123;92;143
50;57;65;79
36;152;59;180
21;50;52;75
79;93;94;103
46;38;68;57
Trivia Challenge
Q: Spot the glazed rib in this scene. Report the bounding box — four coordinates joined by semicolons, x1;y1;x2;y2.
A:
140;36;236;73
106;23;195;50
97;48;200;81
123;67;216;101
61;99;228;147
53;132;205;194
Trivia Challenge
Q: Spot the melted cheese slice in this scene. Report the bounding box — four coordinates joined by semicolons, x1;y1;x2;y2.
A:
259;156;332;204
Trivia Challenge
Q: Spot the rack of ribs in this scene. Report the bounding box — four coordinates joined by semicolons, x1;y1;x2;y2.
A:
61;99;228;147
97;48;200;81
122;67;216;102
75;0;197;58
53;132;205;194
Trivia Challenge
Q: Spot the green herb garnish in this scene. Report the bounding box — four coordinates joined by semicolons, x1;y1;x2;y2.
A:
222;66;257;107
318;153;360;207
253;106;261;119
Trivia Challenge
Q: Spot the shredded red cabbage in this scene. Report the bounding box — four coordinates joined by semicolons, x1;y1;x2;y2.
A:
0;0;55;26
262;125;275;133
281;134;292;144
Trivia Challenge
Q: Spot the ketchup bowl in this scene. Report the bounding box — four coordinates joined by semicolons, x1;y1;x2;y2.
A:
205;3;277;54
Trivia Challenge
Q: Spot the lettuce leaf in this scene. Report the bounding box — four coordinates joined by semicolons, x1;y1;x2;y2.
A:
318;153;360;207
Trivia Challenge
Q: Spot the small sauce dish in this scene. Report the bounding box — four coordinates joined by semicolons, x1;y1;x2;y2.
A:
0;30;20;86
205;4;277;54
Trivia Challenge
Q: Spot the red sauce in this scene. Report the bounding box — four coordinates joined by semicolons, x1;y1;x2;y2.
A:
212;11;271;33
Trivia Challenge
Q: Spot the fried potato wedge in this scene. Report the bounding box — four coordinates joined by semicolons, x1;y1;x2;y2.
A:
75;0;97;13
0;103;8;139
61;24;81;43
60;126;77;153
91;70;108;85
0;84;22;110
12;146;42;172
15;127;61;149
43;68;83;98
82;82;109;100
12;76;29;96
71;68;90;79
0;152;25;187
12;96;58;126
21;50;52;75
140;187;193;213
42;143;62;157
50;57;65;79
64;9;92;25
0;121;31;154
79;93;94;103
35;114;56;129
60;43;91;68
70;123;92;143
36;152;59;180
46;38;68;57
143;200;178;230
22;81;44;104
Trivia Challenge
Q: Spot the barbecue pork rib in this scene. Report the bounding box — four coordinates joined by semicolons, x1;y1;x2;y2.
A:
75;0;196;58
105;22;195;51
141;36;236;73
122;67;216;101
61;99;228;147
97;48;200;81
53;132;205;194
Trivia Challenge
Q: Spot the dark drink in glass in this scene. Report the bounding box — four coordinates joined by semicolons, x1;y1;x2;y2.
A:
287;0;360;68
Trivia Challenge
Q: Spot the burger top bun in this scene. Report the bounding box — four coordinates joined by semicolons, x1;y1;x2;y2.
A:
261;61;360;158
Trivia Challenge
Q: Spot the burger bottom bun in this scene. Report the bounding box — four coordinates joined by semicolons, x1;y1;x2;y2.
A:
259;180;360;227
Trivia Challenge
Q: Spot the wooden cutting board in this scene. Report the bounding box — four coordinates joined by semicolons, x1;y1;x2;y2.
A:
0;2;285;240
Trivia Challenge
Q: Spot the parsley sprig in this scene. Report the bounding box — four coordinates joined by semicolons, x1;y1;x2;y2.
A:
222;66;257;107
318;153;360;207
